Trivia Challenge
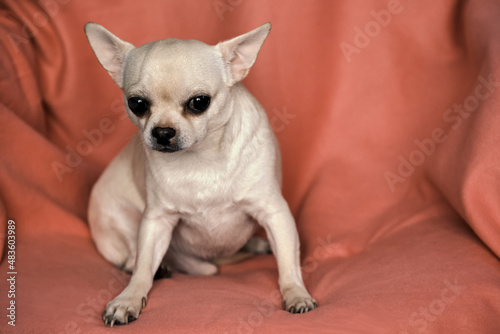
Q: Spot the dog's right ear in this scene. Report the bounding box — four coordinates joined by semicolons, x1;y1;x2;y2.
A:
84;23;135;88
216;23;271;86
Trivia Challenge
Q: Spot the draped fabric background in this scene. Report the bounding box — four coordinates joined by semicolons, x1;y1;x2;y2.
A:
1;0;500;333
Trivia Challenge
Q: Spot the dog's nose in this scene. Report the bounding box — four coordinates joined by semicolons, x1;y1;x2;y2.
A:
152;126;176;145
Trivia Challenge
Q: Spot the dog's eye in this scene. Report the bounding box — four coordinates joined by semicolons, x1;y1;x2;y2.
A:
127;97;149;117
187;95;211;114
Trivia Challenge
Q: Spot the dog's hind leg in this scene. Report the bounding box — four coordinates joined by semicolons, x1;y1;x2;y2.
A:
88;134;146;274
242;236;272;254
164;250;219;276
88;198;142;273
212;237;272;266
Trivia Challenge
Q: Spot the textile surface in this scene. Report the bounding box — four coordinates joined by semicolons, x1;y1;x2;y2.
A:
1;0;500;333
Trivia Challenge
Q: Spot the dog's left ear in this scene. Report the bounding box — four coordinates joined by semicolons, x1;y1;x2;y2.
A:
216;23;271;86
84;22;135;88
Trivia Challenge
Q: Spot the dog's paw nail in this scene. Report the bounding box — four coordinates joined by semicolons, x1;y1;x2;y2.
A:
102;294;144;327
142;296;147;309
283;293;318;314
103;313;115;327
124;312;137;325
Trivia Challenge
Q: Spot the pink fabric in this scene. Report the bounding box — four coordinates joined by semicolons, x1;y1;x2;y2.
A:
1;0;500;332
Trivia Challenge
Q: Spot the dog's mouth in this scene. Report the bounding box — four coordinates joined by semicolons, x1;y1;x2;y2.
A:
152;144;182;153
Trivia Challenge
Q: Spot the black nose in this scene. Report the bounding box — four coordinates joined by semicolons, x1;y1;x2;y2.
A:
152;127;176;146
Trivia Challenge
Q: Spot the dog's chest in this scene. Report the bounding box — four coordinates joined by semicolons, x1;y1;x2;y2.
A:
172;204;257;258
152;157;258;258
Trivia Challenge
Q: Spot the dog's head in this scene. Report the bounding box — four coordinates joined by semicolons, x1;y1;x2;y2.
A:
84;23;271;153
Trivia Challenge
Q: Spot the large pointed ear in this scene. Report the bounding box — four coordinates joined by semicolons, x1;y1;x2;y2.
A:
84;22;135;88
216;22;271;86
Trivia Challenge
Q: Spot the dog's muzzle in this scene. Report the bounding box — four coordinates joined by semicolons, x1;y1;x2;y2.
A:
151;126;180;153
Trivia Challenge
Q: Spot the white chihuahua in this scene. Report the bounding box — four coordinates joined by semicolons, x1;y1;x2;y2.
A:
85;22;317;326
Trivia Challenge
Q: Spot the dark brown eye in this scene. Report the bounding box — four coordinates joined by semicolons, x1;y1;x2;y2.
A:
127;97;149;117
187;95;210;114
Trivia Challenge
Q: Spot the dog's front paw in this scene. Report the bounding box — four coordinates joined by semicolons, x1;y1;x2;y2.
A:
282;288;318;314
102;293;147;327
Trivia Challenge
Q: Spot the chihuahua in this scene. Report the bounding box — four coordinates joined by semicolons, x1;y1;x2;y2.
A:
85;22;317;326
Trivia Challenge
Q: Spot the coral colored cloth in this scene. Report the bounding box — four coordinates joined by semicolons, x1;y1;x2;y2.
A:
2;0;500;333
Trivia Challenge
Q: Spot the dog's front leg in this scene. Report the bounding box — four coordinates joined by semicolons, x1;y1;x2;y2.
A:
256;196;318;314
102;209;178;327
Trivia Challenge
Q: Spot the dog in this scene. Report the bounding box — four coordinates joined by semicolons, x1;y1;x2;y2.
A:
84;22;317;327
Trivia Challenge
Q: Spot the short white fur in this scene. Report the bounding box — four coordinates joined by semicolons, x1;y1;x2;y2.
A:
85;22;317;327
